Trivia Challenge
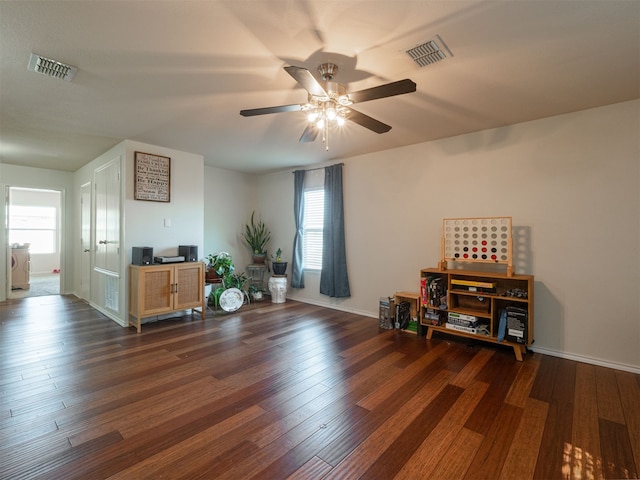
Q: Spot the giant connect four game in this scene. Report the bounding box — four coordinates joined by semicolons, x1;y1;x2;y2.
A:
440;217;514;275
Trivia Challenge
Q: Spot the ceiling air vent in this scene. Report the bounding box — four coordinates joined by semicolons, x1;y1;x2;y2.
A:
405;36;452;67
28;53;77;81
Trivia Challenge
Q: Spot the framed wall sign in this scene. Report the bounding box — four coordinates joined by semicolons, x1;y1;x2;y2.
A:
134;151;171;202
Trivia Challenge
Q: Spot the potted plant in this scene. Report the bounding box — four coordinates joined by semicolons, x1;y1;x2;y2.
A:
271;248;288;275
223;271;249;292
242;211;271;264
210;271;251;309
249;284;265;301
206;252;234;281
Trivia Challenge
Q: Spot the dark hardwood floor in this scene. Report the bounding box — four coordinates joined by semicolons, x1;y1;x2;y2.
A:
1;295;638;479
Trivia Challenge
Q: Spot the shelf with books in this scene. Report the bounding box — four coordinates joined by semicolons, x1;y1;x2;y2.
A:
419;267;534;361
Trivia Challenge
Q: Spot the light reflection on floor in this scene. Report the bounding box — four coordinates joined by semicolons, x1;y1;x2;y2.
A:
562;442;633;480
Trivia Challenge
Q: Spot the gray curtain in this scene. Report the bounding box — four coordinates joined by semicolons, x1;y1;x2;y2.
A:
320;164;351;297
291;169;305;288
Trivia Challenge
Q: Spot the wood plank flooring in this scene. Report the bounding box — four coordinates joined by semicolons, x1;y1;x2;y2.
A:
1;295;638;479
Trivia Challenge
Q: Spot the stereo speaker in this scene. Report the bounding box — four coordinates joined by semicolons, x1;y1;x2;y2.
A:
178;245;198;262
132;246;154;265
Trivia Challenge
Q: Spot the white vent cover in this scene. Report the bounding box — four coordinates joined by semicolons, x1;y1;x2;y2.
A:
28;53;77;81
406;36;452;67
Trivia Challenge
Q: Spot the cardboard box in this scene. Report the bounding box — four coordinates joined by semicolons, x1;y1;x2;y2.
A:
379;297;395;329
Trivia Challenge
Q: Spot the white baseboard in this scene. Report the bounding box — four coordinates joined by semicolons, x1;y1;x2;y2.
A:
289;296;640;374
288;296;377;319
90;301;127;327
529;346;640;374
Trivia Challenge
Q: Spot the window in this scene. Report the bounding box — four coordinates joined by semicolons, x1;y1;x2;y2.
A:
303;187;324;270
9;205;57;254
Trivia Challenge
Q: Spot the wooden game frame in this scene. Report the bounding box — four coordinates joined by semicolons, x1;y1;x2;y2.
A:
438;216;514;276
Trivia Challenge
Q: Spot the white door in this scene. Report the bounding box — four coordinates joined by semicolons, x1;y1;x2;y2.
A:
5;186;12;298
94;159;120;274
80;181;91;301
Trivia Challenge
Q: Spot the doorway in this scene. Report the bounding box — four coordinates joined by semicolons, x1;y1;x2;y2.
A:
7;187;62;299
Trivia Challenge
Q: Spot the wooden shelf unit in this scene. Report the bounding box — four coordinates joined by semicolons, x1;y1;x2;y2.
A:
129;262;206;333
394;291;421;334
420;267;534;361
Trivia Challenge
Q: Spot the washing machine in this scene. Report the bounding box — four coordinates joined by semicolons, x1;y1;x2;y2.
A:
11;245;30;290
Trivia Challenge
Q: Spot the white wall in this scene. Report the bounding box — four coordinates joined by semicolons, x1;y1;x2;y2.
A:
122;141;205;325
123;141;204;262
0;164;74;301
72;140;205;325
254;100;640;372
202;166;257;268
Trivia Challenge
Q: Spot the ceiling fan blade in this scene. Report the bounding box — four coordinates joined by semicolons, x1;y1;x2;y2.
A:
284;66;328;98
347;108;392;134
299;124;319;143
348;79;417;104
240;104;302;116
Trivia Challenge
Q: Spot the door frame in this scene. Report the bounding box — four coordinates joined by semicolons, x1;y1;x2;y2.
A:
5;186;65;298
80;181;92;301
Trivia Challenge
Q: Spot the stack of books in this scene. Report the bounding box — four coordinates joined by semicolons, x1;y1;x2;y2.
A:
446;312;488;335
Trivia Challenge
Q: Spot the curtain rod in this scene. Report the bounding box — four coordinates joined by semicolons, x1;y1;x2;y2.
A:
292;162;344;174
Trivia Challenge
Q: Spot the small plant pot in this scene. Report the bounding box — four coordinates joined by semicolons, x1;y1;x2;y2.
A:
251;290;264;301
252;254;266;264
206;268;220;282
272;262;287;275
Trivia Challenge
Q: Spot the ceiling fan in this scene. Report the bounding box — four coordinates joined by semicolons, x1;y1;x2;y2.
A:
240;63;417;149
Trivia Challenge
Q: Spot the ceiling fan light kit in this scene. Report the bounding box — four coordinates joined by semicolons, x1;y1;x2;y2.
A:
300;64;352;149
240;62;417;151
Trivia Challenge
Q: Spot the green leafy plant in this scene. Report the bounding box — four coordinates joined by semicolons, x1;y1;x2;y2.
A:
206;251;235;277
242;211;271;255
271;248;287;275
210;271;251;308
223;271;249;291
210;285;226;308
272;248;283;262
249;284;265;300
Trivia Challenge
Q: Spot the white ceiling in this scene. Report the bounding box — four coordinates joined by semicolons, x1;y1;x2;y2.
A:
1;1;638;174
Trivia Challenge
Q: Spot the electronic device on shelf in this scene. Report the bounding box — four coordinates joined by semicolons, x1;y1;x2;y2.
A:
178;245;198;262
153;255;185;264
132;246;153;265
